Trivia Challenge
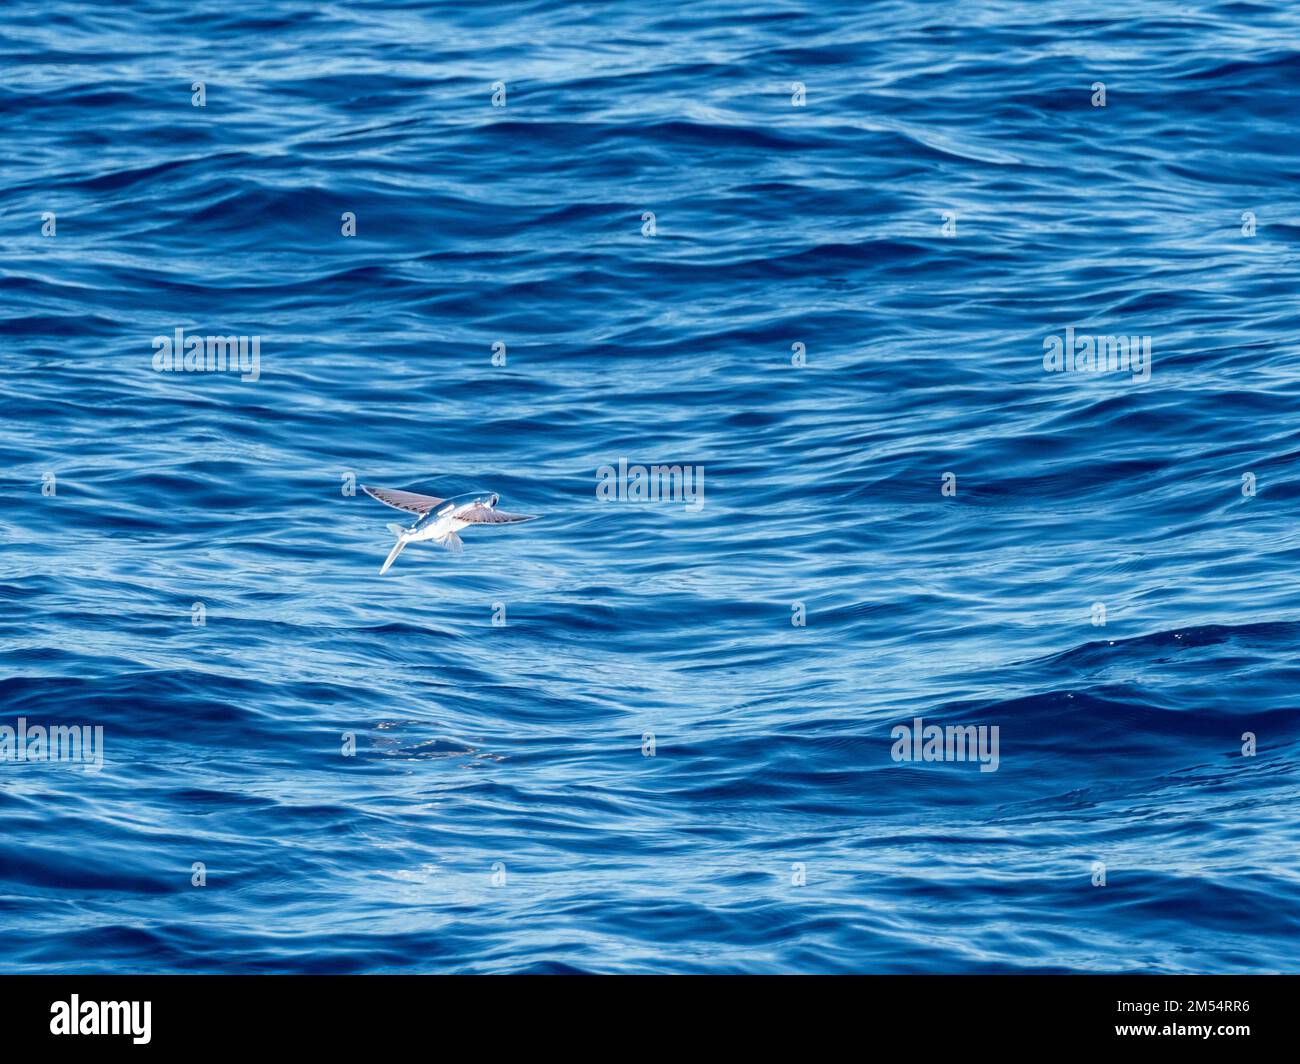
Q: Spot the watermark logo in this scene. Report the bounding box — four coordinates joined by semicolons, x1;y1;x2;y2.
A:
890;716;1000;772
152;327;261;382
596;458;704;511
0;718;104;772
50;996;150;1044
1043;326;1150;382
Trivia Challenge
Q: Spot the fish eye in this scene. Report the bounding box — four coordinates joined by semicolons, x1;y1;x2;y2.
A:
489;493;499;506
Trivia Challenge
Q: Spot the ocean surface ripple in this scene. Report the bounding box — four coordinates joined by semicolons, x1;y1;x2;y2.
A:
1;0;1298;973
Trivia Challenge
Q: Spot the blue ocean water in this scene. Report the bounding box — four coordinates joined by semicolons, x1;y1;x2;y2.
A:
2;0;1299;974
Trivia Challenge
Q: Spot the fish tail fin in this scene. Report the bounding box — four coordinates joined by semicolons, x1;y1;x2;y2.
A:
380;536;408;575
386;523;405;539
